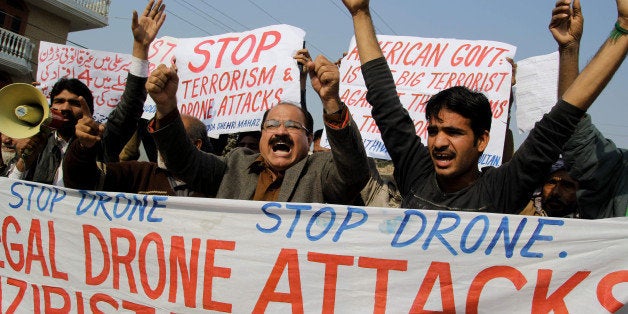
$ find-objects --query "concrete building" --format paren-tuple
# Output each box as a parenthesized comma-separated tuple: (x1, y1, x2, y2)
(0, 0, 110, 86)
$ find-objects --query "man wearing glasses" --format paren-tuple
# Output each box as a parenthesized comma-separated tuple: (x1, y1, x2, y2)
(146, 55, 369, 204)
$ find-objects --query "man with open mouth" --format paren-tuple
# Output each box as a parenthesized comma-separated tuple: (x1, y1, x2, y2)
(343, 0, 628, 213)
(147, 54, 369, 204)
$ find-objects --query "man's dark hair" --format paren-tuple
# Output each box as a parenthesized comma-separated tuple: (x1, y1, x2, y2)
(182, 114, 213, 153)
(50, 78, 94, 115)
(261, 102, 313, 135)
(425, 86, 492, 142)
(313, 129, 323, 141)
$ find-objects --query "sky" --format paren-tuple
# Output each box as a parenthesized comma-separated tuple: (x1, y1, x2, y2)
(68, 0, 628, 149)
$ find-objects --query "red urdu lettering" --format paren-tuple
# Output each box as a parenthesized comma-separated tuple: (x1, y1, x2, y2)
(254, 248, 304, 314)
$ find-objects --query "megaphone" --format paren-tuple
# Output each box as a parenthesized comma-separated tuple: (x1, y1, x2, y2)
(0, 83, 62, 139)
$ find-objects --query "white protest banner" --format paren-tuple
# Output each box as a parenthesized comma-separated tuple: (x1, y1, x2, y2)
(514, 51, 559, 133)
(36, 24, 304, 135)
(37, 42, 133, 122)
(335, 36, 516, 167)
(1, 177, 626, 313)
(173, 25, 305, 137)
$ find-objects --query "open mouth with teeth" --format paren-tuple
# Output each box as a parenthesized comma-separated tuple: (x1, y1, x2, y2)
(432, 152, 455, 168)
(272, 141, 292, 153)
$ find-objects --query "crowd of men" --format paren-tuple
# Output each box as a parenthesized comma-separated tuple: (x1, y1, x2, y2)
(0, 0, 626, 219)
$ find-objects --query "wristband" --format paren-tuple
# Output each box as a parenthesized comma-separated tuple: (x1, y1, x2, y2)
(610, 21, 628, 41)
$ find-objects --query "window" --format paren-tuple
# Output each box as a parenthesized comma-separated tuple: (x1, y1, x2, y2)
(0, 0, 28, 35)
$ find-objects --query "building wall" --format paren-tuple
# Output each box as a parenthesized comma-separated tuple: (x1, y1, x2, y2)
(23, 4, 69, 80)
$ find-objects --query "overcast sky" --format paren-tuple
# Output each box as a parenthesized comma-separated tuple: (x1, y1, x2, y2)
(68, 0, 628, 149)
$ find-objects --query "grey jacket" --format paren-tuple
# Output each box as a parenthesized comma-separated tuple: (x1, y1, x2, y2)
(152, 112, 369, 204)
(563, 114, 628, 218)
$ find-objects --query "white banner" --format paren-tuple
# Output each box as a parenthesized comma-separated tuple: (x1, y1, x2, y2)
(1, 177, 626, 313)
(37, 24, 305, 137)
(37, 42, 133, 122)
(173, 25, 305, 137)
(335, 35, 516, 167)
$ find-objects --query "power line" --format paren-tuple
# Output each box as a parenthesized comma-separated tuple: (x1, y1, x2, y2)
(198, 0, 251, 31)
(244, 0, 324, 55)
(165, 8, 212, 36)
(173, 0, 236, 33)
(326, 0, 351, 19)
(372, 8, 398, 35)
(246, 0, 282, 25)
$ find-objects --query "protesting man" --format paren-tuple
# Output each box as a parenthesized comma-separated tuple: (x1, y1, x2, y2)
(342, 0, 627, 212)
(550, 0, 628, 218)
(64, 95, 211, 196)
(146, 55, 369, 204)
(5, 0, 165, 185)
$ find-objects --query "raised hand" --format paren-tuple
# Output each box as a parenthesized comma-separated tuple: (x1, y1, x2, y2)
(146, 61, 179, 118)
(74, 96, 104, 149)
(132, 0, 166, 59)
(307, 55, 342, 113)
(549, 0, 583, 48)
(293, 48, 311, 73)
(342, 0, 370, 16)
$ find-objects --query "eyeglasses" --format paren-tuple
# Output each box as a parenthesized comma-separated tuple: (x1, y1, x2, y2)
(262, 119, 310, 134)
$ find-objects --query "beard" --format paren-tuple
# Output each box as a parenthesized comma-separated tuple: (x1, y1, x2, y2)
(2, 148, 15, 165)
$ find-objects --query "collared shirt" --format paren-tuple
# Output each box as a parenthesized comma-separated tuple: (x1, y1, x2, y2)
(51, 131, 70, 187)
(6, 131, 68, 184)
(251, 156, 284, 201)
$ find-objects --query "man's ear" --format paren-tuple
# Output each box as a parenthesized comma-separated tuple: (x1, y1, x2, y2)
(307, 133, 314, 147)
(476, 130, 490, 153)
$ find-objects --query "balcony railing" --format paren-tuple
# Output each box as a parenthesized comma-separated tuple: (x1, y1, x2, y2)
(0, 28, 33, 74)
(73, 0, 110, 18)
(25, 0, 110, 31)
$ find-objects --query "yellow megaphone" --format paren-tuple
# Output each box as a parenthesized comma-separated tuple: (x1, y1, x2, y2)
(0, 83, 53, 139)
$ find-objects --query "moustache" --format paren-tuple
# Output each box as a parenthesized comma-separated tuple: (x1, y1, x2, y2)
(268, 134, 293, 146)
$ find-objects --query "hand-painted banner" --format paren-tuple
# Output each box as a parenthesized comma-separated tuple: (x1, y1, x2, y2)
(334, 35, 516, 167)
(37, 42, 132, 122)
(36, 25, 305, 134)
(1, 177, 626, 313)
(172, 24, 304, 137)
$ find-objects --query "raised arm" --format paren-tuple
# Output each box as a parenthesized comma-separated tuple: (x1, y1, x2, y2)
(550, 0, 583, 97)
(305, 55, 369, 202)
(147, 63, 225, 196)
(102, 0, 166, 161)
(561, 0, 627, 110)
(343, 0, 382, 64)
